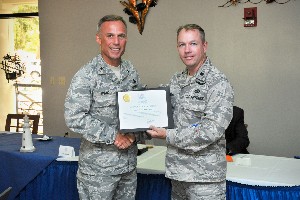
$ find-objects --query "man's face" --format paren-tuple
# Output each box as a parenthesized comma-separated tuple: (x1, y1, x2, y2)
(96, 21, 127, 66)
(177, 29, 207, 70)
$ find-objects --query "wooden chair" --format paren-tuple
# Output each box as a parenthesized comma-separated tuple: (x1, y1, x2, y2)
(0, 187, 12, 200)
(5, 114, 40, 134)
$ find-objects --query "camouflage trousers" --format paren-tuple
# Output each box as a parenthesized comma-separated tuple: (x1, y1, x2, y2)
(171, 180, 226, 200)
(77, 169, 137, 200)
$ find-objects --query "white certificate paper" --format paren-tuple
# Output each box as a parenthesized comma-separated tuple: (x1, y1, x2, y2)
(117, 88, 173, 133)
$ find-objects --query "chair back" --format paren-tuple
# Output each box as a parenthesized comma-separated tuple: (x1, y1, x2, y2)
(0, 187, 12, 200)
(5, 114, 40, 134)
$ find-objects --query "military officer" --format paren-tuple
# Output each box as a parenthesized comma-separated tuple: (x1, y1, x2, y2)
(147, 24, 234, 200)
(65, 15, 146, 200)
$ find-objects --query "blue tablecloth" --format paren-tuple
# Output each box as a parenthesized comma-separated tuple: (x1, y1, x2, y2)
(16, 163, 172, 200)
(16, 161, 79, 200)
(1, 133, 300, 200)
(226, 180, 300, 199)
(0, 133, 80, 200)
(16, 168, 300, 200)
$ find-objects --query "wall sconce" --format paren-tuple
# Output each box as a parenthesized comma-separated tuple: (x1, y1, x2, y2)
(120, 0, 158, 35)
(1, 53, 26, 83)
(243, 7, 257, 27)
(219, 0, 292, 7)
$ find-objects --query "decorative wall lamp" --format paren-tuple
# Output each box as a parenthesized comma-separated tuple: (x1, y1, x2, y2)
(120, 0, 158, 35)
(1, 53, 26, 83)
(219, 0, 293, 7)
(243, 7, 257, 27)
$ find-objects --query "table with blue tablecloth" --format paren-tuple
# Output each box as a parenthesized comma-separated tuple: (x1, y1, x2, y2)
(137, 144, 300, 199)
(0, 133, 80, 200)
(226, 154, 300, 199)
(0, 133, 170, 200)
(1, 133, 300, 200)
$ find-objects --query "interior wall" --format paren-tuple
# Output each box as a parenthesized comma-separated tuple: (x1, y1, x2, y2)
(38, 0, 300, 158)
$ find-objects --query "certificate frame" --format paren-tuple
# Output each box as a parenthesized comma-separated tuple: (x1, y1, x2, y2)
(117, 87, 174, 133)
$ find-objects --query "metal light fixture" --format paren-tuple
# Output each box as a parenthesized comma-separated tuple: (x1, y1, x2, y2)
(1, 53, 26, 83)
(120, 0, 158, 35)
(219, 0, 292, 7)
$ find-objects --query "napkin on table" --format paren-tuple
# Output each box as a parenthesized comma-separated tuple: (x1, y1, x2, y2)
(58, 145, 75, 158)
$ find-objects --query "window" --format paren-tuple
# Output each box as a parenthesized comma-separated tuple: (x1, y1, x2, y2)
(0, 1, 43, 133)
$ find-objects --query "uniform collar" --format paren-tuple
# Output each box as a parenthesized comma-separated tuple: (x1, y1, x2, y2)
(96, 54, 130, 81)
(177, 57, 211, 88)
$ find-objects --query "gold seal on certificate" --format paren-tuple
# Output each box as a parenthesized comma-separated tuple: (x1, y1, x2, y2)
(123, 94, 131, 102)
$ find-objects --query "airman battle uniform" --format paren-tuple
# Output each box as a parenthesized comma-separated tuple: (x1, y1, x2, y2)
(65, 54, 145, 200)
(166, 57, 234, 199)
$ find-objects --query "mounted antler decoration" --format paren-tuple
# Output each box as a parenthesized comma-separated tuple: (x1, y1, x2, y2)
(219, 0, 292, 7)
(1, 53, 25, 83)
(120, 0, 157, 35)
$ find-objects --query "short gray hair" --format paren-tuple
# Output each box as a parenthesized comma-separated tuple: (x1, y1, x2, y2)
(97, 15, 127, 34)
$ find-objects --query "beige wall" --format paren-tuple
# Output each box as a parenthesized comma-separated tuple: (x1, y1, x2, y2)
(38, 0, 300, 157)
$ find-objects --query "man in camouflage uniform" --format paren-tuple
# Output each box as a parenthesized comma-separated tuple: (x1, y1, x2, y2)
(147, 24, 234, 199)
(64, 15, 146, 200)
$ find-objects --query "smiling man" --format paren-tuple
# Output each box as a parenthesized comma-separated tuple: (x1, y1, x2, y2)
(147, 24, 234, 199)
(96, 18, 127, 66)
(65, 15, 146, 200)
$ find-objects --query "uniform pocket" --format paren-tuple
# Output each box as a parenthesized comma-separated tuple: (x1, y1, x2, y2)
(93, 91, 116, 108)
(180, 97, 206, 125)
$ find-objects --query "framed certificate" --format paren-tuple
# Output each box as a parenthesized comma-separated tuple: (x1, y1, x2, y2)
(117, 87, 174, 133)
